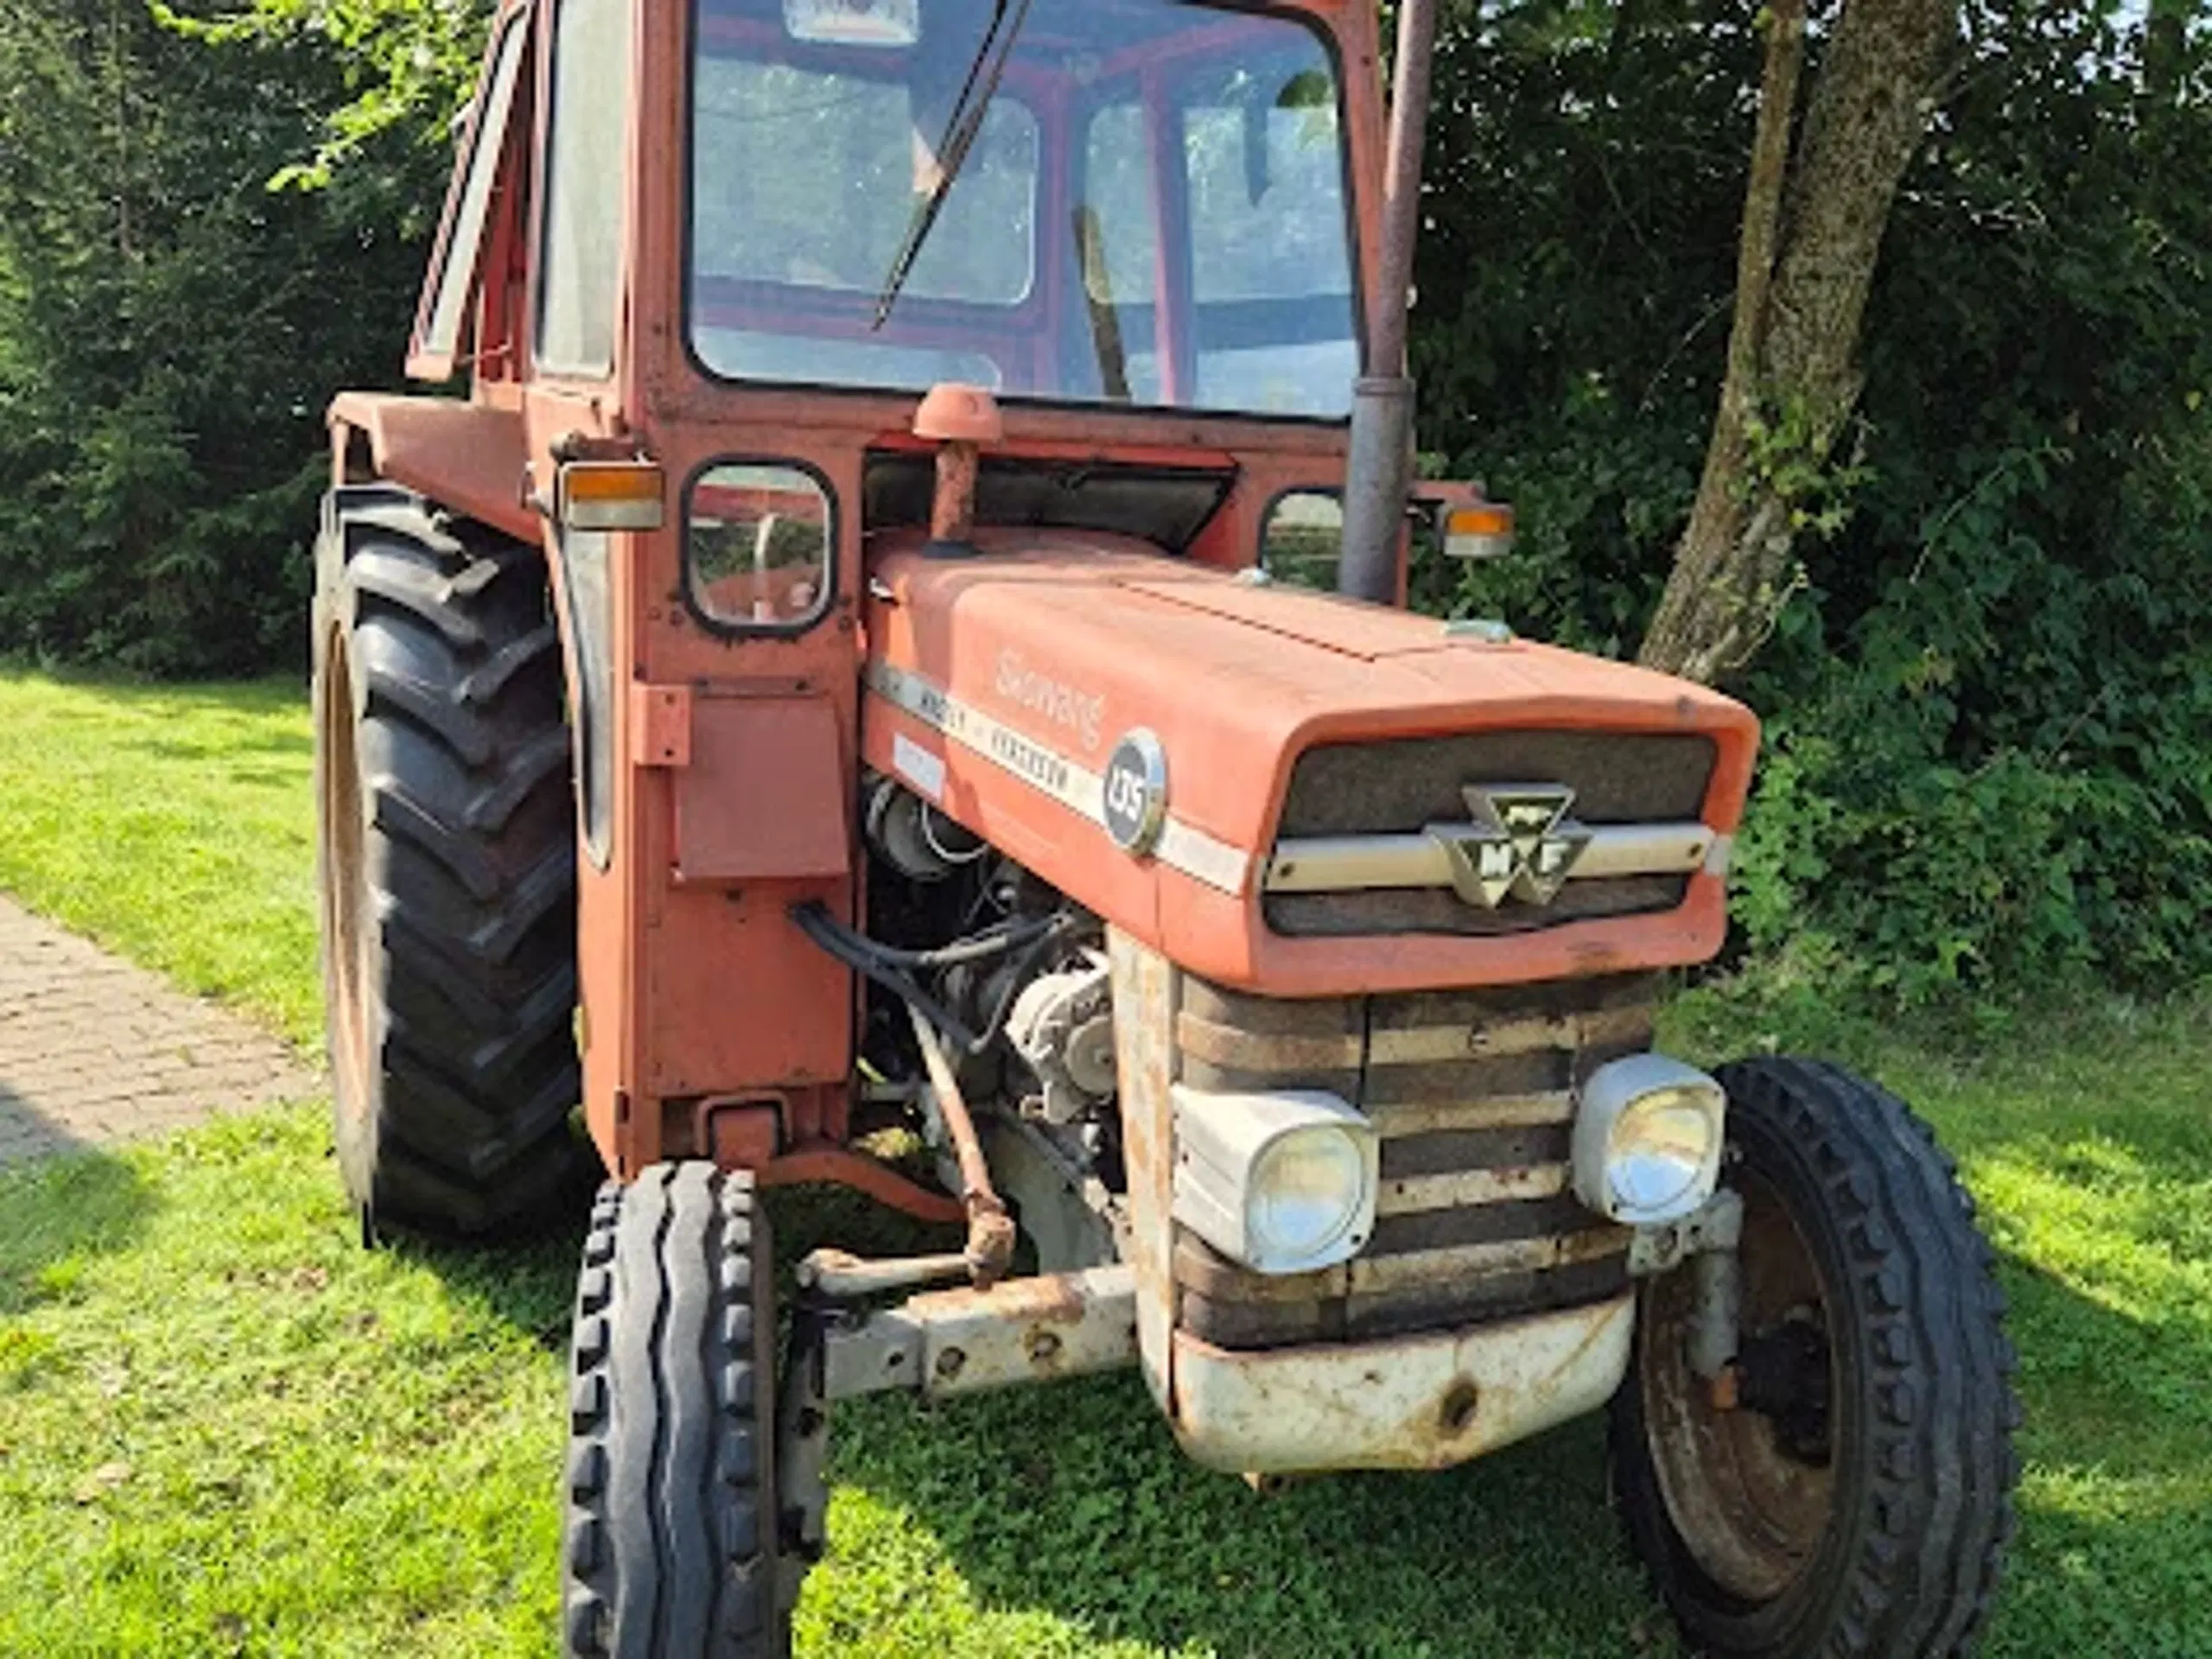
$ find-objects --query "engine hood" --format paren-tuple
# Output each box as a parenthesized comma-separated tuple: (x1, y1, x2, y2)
(860, 528, 1759, 995)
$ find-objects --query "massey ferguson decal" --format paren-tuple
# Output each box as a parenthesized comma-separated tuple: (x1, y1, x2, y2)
(1429, 784, 1593, 907)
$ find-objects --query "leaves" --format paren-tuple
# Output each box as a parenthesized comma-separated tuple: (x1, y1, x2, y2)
(0, 0, 450, 675)
(1413, 0, 2212, 1005)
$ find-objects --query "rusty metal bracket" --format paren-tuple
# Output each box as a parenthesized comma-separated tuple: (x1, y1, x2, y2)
(756, 1145, 966, 1226)
(629, 683, 692, 768)
(907, 1005, 1017, 1286)
(1627, 1188, 1746, 1393)
(822, 1265, 1138, 1402)
(1627, 1187, 1745, 1278)
(796, 1247, 970, 1299)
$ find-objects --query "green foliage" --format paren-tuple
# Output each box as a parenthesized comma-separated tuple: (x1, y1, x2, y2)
(155, 0, 493, 193)
(0, 0, 460, 675)
(1418, 0, 2212, 1005)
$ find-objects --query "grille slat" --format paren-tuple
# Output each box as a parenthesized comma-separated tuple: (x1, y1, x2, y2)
(1172, 973, 1658, 1350)
(1380, 1122, 1568, 1179)
(1377, 1162, 1569, 1215)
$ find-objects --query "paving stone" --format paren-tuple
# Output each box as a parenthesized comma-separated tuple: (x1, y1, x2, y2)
(0, 895, 321, 1168)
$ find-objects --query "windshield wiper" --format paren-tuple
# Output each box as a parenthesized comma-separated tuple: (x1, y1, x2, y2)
(872, 0, 1034, 330)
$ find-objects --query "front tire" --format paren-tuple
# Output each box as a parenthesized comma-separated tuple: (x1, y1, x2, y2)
(313, 486, 582, 1238)
(563, 1166, 786, 1659)
(1608, 1058, 2018, 1657)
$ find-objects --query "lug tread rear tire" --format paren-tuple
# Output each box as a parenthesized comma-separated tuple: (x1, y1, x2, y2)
(564, 1166, 782, 1659)
(315, 485, 581, 1238)
(1609, 1057, 2018, 1659)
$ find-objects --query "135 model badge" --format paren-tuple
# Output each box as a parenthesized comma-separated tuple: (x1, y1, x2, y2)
(1427, 783, 1592, 907)
(1102, 729, 1168, 855)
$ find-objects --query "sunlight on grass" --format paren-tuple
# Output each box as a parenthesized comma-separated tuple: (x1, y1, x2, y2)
(0, 669, 318, 1046)
(0, 1110, 569, 1657)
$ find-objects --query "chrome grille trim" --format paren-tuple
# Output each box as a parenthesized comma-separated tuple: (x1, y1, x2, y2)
(1263, 820, 1719, 895)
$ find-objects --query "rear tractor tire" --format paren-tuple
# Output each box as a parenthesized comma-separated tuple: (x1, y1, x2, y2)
(1608, 1058, 2019, 1658)
(313, 486, 582, 1239)
(563, 1166, 788, 1659)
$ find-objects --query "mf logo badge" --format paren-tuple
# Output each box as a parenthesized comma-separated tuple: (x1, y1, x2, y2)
(1428, 784, 1592, 907)
(1102, 729, 1169, 855)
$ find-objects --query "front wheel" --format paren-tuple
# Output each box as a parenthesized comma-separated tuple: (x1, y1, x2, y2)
(563, 1165, 787, 1658)
(1608, 1058, 2018, 1658)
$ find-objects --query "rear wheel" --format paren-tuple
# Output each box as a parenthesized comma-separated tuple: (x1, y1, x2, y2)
(1609, 1058, 2018, 1657)
(563, 1165, 786, 1658)
(313, 486, 582, 1238)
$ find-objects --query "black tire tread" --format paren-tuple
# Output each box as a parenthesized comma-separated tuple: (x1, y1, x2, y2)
(315, 484, 581, 1236)
(1608, 1056, 2018, 1659)
(564, 1166, 781, 1659)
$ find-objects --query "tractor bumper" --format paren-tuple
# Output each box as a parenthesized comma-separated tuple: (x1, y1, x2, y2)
(1167, 1293, 1634, 1475)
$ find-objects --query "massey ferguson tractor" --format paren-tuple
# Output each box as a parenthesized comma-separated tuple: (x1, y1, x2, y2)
(312, 0, 2018, 1652)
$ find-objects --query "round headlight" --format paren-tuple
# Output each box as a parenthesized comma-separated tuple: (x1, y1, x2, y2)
(1249, 1125, 1370, 1263)
(1607, 1090, 1719, 1220)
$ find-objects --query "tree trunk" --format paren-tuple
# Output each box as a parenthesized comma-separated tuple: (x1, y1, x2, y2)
(1638, 0, 1957, 684)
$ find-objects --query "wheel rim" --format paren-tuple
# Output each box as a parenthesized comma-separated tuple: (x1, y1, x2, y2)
(319, 632, 376, 1135)
(1637, 1164, 1840, 1604)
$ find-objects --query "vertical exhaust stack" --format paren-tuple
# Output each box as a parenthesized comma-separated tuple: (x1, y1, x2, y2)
(1338, 0, 1439, 605)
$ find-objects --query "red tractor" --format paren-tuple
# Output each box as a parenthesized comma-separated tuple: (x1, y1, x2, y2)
(314, 1, 2017, 1654)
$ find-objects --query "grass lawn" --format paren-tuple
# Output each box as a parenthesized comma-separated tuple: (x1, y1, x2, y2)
(1, 668, 2208, 1656)
(0, 669, 321, 1046)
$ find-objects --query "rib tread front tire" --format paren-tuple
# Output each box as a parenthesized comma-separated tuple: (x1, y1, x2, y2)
(313, 485, 581, 1238)
(1609, 1057, 2019, 1658)
(564, 1166, 784, 1659)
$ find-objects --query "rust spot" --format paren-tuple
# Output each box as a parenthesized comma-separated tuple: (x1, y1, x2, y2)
(1440, 1380, 1482, 1434)
(1709, 1364, 1741, 1412)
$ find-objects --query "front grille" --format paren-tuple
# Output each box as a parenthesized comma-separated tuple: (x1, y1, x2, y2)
(1173, 972, 1656, 1350)
(1266, 730, 1715, 938)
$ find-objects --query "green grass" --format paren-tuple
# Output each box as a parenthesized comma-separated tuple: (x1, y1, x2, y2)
(0, 667, 320, 1046)
(1, 669, 2208, 1656)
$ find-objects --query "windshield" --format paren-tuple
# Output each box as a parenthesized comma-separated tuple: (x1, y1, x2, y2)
(689, 0, 1360, 418)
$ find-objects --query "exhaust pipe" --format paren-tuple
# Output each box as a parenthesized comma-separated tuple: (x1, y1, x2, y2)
(1338, 0, 1440, 605)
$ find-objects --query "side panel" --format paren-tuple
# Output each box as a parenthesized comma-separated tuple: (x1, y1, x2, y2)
(1110, 929, 1180, 1415)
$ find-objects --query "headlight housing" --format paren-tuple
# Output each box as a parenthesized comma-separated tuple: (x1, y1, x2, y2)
(1572, 1054, 1726, 1225)
(1172, 1085, 1377, 1275)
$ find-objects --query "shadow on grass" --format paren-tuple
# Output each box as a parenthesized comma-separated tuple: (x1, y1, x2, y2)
(393, 1178, 964, 1357)
(354, 1118, 2209, 1656)
(818, 1266, 2206, 1658)
(0, 1148, 157, 1319)
(823, 1375, 1668, 1657)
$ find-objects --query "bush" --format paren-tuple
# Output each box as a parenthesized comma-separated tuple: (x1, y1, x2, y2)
(1419, 0, 2212, 1005)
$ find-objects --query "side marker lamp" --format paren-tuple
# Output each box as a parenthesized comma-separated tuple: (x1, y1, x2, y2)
(1441, 502, 1516, 562)
(557, 461, 665, 532)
